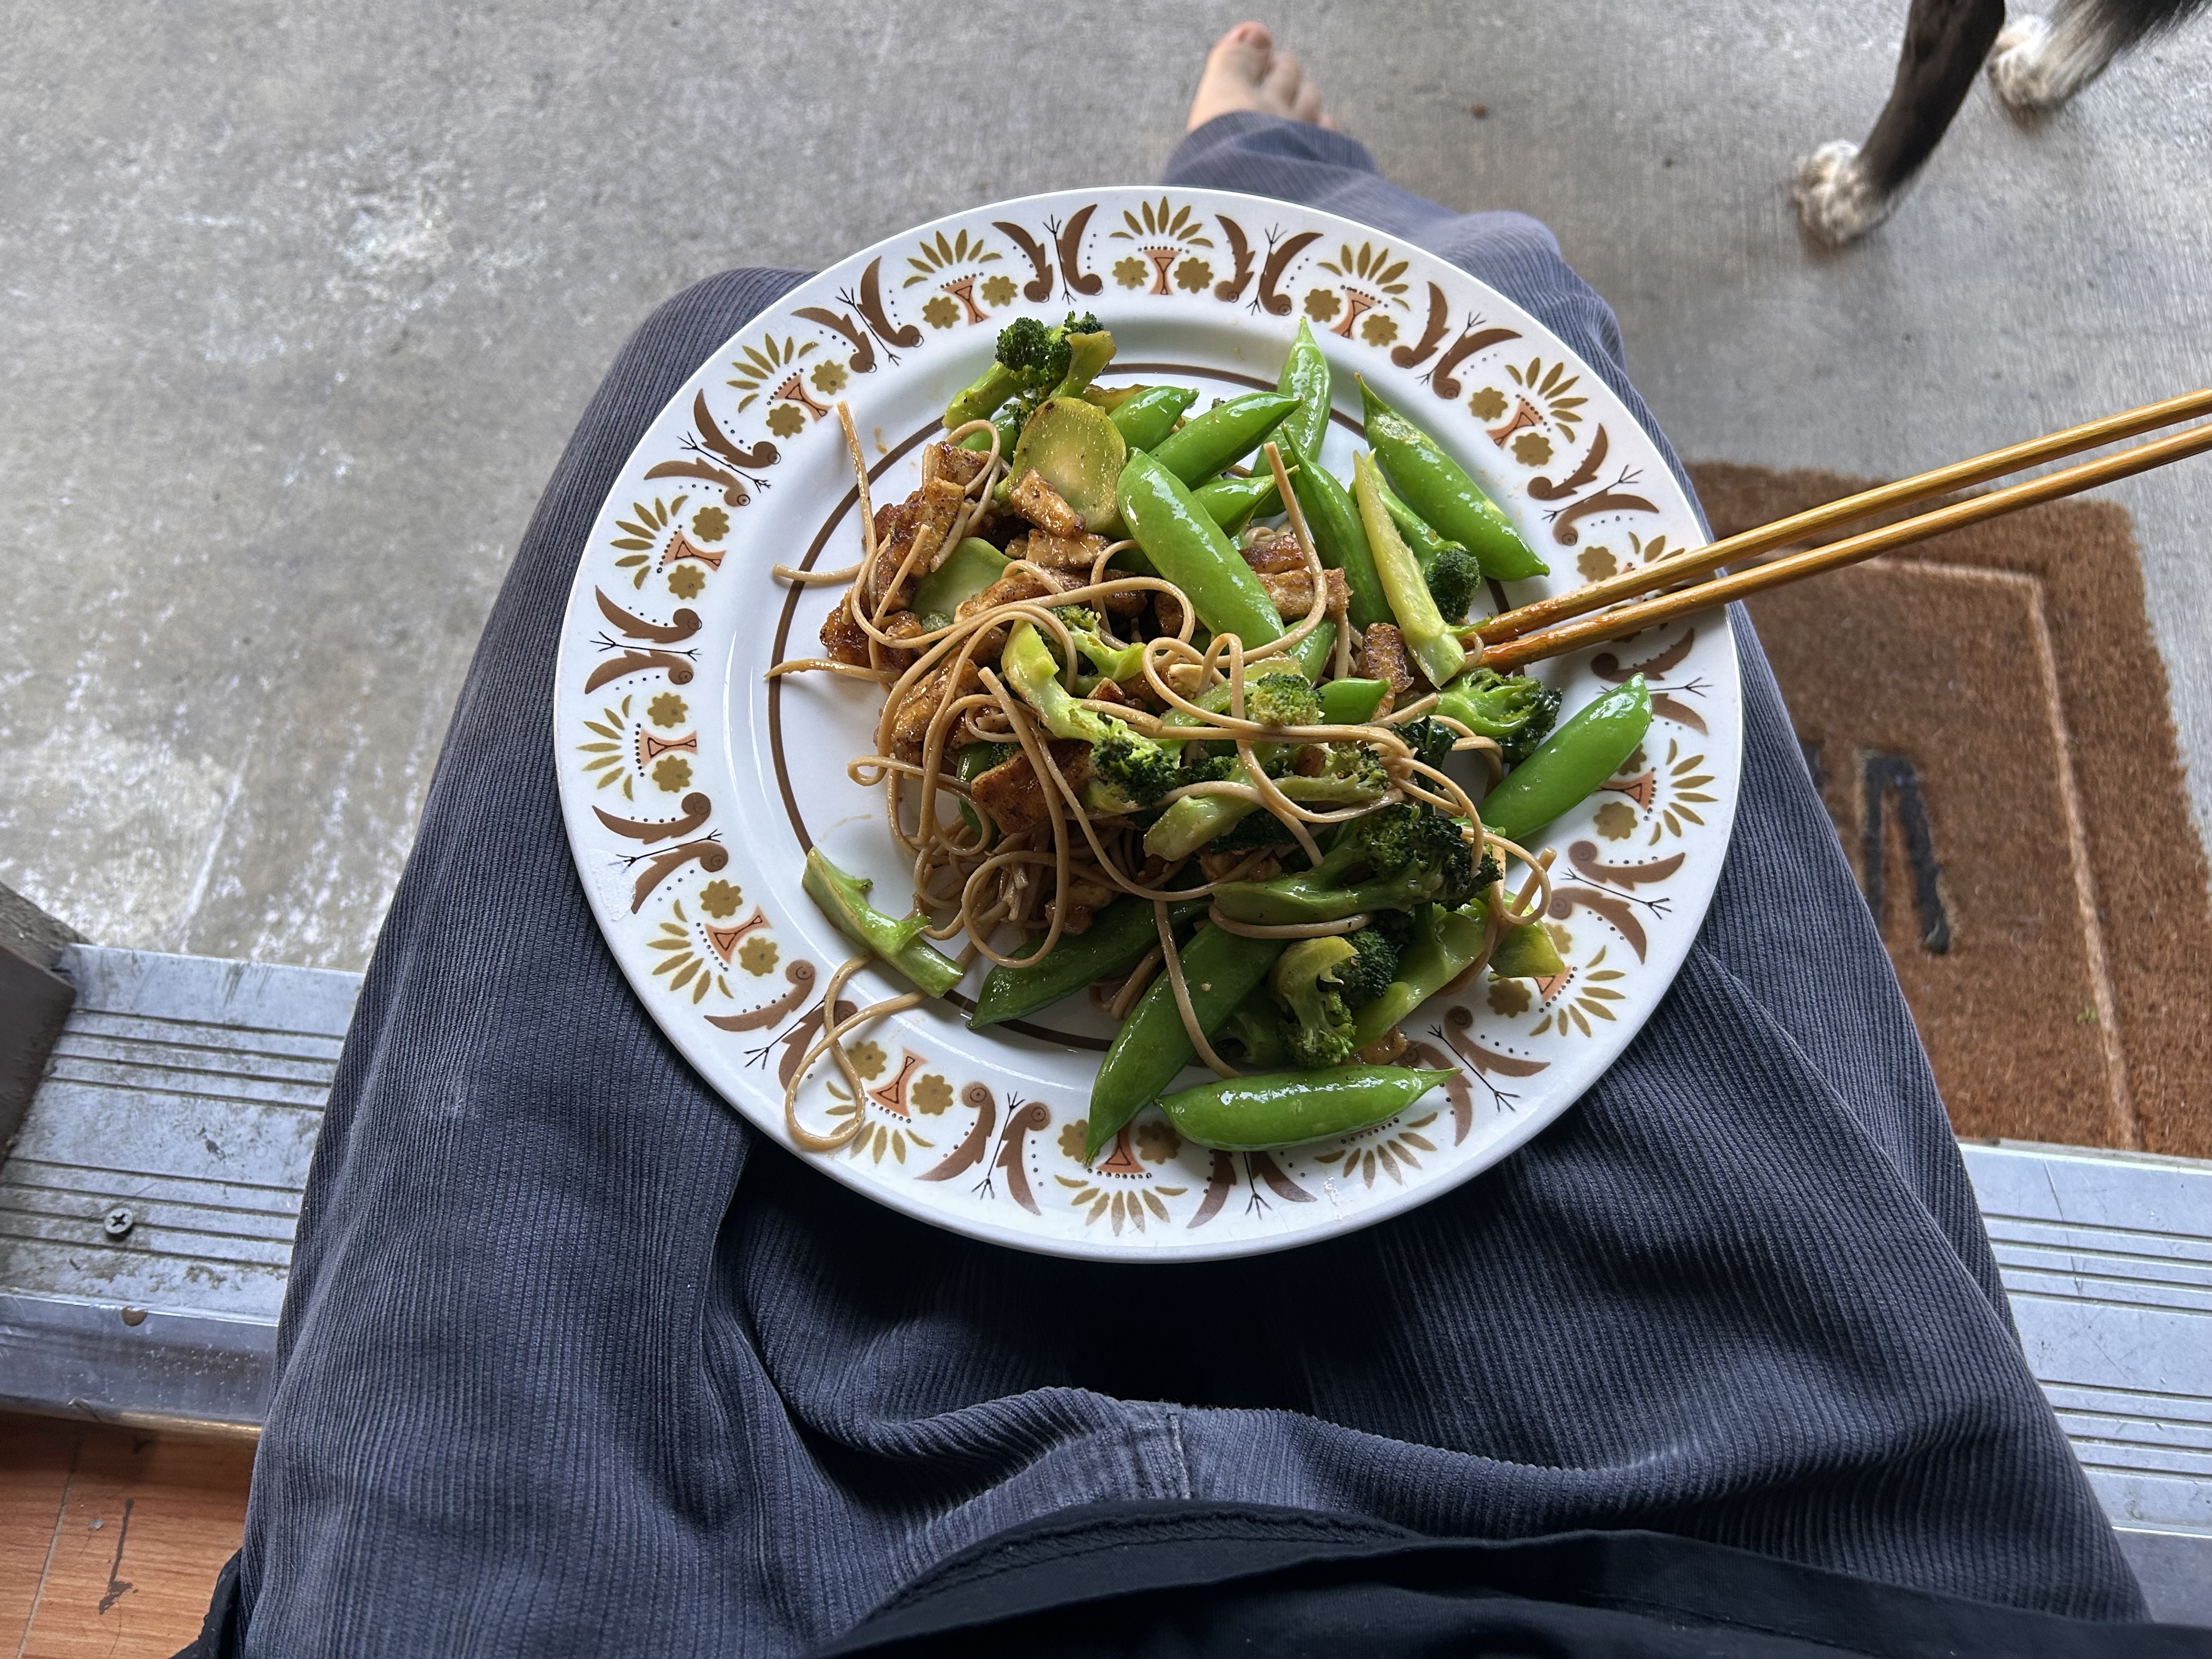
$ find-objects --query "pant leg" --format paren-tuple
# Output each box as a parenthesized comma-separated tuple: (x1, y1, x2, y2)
(1158, 114, 2142, 1616)
(237, 146, 2144, 1657)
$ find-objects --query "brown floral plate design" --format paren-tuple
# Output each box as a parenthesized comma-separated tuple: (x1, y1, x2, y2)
(553, 188, 1740, 1261)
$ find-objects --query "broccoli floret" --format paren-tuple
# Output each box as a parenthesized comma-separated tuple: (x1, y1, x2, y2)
(1278, 743, 1390, 805)
(1369, 906, 1421, 959)
(1270, 936, 1360, 1070)
(945, 313, 1117, 431)
(1423, 544, 1483, 623)
(1002, 621, 1178, 812)
(1243, 672, 1321, 731)
(997, 315, 1068, 386)
(1053, 606, 1147, 686)
(1397, 718, 1455, 774)
(1435, 668, 1563, 766)
(1088, 727, 1182, 812)
(1335, 928, 1400, 1008)
(1145, 739, 1386, 864)
(1221, 987, 1291, 1068)
(1211, 810, 1298, 852)
(1177, 744, 1241, 787)
(1210, 803, 1479, 926)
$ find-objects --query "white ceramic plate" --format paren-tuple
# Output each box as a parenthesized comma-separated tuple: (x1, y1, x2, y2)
(554, 188, 1739, 1261)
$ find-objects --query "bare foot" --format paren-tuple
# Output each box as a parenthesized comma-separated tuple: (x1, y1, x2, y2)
(1187, 21, 1340, 133)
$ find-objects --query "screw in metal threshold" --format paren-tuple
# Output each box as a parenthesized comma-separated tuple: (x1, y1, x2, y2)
(102, 1206, 135, 1238)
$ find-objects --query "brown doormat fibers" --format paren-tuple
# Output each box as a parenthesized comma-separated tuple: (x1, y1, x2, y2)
(1689, 462, 2212, 1160)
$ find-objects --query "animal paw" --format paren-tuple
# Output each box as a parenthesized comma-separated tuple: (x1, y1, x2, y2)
(1791, 142, 1894, 246)
(1988, 15, 2068, 111)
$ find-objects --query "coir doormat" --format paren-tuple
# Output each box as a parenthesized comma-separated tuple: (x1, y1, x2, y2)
(1689, 462, 2211, 1160)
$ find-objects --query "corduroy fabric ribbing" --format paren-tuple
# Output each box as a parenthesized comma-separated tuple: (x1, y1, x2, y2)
(229, 119, 2144, 1657)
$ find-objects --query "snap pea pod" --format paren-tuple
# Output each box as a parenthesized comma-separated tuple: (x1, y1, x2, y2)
(1318, 677, 1389, 725)
(1478, 675, 1651, 848)
(1148, 392, 1300, 486)
(1087, 925, 1287, 1159)
(1190, 470, 1283, 537)
(1160, 1066, 1453, 1150)
(1116, 450, 1283, 649)
(1108, 383, 1198, 453)
(802, 849, 964, 998)
(968, 896, 1209, 1029)
(1276, 318, 1332, 463)
(1351, 902, 1490, 1048)
(1372, 470, 1463, 575)
(911, 537, 1008, 624)
(1285, 438, 1391, 631)
(1360, 379, 1547, 581)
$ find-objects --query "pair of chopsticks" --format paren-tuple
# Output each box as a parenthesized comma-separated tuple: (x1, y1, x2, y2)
(1469, 389, 2212, 671)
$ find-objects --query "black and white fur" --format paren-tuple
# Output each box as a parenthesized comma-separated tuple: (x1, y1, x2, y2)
(1794, 0, 2207, 245)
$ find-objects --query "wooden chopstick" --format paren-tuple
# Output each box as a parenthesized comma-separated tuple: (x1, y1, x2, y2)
(1474, 416, 2212, 673)
(1476, 388, 2212, 647)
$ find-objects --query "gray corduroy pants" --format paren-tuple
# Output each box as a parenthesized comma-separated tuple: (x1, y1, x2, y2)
(234, 114, 2146, 1655)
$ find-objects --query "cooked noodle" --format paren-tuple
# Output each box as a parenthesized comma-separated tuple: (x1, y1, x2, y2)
(771, 405, 1531, 1085)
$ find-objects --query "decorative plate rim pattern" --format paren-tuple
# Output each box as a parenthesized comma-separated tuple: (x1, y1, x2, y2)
(553, 187, 1741, 1262)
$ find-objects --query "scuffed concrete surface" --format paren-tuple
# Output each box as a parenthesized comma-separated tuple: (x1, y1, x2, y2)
(2, 1, 2207, 969)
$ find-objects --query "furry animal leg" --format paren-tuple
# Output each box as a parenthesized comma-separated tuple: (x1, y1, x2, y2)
(1989, 14, 2087, 108)
(1989, 0, 2207, 111)
(1793, 141, 1899, 245)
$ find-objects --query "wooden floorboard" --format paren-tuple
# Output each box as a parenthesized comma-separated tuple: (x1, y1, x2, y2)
(0, 1415, 250, 1659)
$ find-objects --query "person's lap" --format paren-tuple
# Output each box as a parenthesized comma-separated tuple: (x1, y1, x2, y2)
(223, 116, 2143, 1657)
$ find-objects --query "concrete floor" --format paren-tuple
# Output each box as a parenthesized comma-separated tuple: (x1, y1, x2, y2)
(3, 1, 2207, 970)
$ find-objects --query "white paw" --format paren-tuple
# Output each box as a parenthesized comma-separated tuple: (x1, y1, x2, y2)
(1989, 15, 2066, 111)
(1791, 141, 1894, 246)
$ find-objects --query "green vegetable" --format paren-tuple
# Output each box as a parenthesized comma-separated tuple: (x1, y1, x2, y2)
(1361, 378, 1547, 581)
(1479, 675, 1652, 848)
(1353, 451, 1466, 689)
(1159, 623, 1336, 741)
(1335, 928, 1401, 1008)
(1220, 988, 1293, 1069)
(911, 537, 1008, 626)
(1116, 450, 1284, 649)
(1087, 925, 1288, 1159)
(1351, 901, 1492, 1048)
(1434, 668, 1562, 766)
(1107, 383, 1198, 452)
(945, 312, 1110, 431)
(1421, 546, 1483, 624)
(1318, 677, 1388, 726)
(1270, 936, 1359, 1070)
(1371, 467, 1487, 618)
(1148, 392, 1301, 486)
(1002, 622, 1180, 812)
(801, 848, 964, 998)
(1159, 1066, 1453, 1150)
(1276, 318, 1333, 464)
(1150, 742, 1391, 861)
(1052, 606, 1146, 687)
(1398, 716, 1456, 775)
(967, 895, 1209, 1028)
(1489, 917, 1566, 979)
(1007, 397, 1126, 533)
(1190, 470, 1284, 537)
(1285, 438, 1391, 631)
(1212, 803, 1480, 927)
